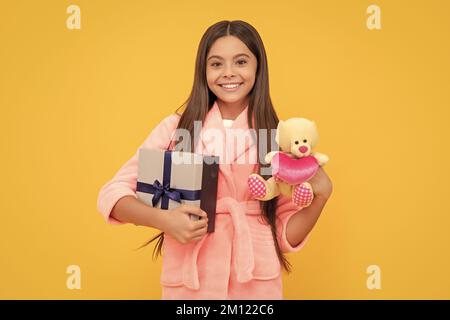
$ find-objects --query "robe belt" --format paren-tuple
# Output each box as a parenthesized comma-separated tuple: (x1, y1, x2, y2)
(181, 197, 261, 290)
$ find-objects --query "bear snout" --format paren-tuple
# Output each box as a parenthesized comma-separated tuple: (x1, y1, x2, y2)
(299, 145, 309, 154)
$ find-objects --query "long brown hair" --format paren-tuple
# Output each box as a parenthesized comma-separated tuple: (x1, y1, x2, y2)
(143, 20, 292, 272)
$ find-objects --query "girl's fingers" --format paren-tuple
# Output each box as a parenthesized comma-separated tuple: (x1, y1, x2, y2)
(191, 234, 206, 242)
(191, 226, 207, 238)
(192, 218, 208, 230)
(182, 205, 207, 218)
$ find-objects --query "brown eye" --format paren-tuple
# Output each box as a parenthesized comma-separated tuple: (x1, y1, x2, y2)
(303, 139, 307, 143)
(295, 141, 299, 144)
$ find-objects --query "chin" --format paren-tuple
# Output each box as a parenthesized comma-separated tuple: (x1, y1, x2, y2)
(218, 97, 244, 104)
(216, 92, 248, 103)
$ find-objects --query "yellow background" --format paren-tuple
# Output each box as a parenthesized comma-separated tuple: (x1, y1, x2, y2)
(1, 0, 449, 299)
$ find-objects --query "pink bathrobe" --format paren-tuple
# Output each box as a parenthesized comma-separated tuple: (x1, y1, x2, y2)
(97, 101, 310, 299)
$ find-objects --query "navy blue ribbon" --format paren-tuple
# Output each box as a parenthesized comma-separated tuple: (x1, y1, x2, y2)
(136, 151, 201, 209)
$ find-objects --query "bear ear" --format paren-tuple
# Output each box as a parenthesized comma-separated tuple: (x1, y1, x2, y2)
(310, 121, 319, 146)
(275, 120, 284, 144)
(310, 120, 318, 132)
(274, 121, 283, 147)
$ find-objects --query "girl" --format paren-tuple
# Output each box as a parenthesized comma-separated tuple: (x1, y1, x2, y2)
(97, 20, 332, 300)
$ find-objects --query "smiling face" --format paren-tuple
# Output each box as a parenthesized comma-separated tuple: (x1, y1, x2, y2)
(206, 36, 257, 109)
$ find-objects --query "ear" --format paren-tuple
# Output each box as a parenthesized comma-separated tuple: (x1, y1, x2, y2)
(275, 120, 284, 145)
(277, 120, 284, 131)
(310, 121, 319, 146)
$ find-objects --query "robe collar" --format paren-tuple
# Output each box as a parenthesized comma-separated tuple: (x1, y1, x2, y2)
(197, 100, 257, 164)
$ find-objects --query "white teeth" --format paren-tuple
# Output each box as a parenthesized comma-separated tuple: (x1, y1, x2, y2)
(220, 83, 241, 89)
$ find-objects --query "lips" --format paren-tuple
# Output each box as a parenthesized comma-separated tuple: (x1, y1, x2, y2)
(218, 82, 243, 91)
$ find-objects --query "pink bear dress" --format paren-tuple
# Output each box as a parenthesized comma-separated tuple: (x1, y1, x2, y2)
(97, 101, 310, 299)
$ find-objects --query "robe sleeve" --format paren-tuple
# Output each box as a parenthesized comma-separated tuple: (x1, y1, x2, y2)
(276, 195, 311, 253)
(96, 114, 180, 224)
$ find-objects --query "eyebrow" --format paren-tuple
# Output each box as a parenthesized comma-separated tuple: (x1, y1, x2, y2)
(207, 53, 250, 61)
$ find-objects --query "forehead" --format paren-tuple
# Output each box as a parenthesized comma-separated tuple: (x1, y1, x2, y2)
(207, 36, 254, 59)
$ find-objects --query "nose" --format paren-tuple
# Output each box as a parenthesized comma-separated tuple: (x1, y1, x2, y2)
(223, 63, 235, 78)
(299, 146, 308, 153)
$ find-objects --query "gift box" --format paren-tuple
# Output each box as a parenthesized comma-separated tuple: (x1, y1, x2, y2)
(136, 148, 219, 233)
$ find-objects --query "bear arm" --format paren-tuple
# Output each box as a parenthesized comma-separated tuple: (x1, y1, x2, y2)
(313, 152, 329, 166)
(264, 151, 279, 164)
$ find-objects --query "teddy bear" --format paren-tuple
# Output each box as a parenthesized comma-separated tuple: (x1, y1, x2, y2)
(248, 118, 329, 207)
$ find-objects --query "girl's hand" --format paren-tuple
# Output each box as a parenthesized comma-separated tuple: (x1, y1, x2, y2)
(308, 167, 333, 200)
(161, 205, 208, 244)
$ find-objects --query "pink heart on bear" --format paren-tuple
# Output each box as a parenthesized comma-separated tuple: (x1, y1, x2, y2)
(271, 152, 319, 185)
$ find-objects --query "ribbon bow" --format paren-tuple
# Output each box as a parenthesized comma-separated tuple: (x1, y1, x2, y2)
(151, 179, 181, 207)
